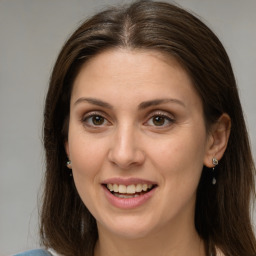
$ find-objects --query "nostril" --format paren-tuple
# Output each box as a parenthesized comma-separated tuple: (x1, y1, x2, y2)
(108, 148, 146, 169)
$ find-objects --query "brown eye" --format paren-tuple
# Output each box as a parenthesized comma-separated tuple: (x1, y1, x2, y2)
(145, 113, 174, 128)
(152, 116, 165, 126)
(92, 116, 105, 125)
(82, 114, 109, 127)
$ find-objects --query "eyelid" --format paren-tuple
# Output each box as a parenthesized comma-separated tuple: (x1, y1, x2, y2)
(144, 110, 175, 127)
(81, 109, 111, 120)
(81, 111, 111, 127)
(146, 110, 174, 120)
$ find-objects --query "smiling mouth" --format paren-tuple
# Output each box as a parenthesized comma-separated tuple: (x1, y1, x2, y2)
(104, 183, 157, 198)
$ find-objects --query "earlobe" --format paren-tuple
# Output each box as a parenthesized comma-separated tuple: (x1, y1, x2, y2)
(204, 113, 231, 167)
(64, 141, 72, 169)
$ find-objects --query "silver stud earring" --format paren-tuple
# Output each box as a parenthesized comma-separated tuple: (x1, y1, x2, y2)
(67, 160, 72, 168)
(212, 158, 218, 185)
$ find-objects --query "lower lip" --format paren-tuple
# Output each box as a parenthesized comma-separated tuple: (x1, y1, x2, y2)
(102, 185, 156, 209)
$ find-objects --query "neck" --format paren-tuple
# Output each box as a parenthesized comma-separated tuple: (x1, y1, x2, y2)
(94, 220, 206, 256)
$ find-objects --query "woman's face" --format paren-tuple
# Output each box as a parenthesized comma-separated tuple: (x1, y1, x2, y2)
(66, 49, 212, 239)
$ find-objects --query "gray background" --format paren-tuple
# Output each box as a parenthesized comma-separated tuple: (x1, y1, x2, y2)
(0, 0, 255, 255)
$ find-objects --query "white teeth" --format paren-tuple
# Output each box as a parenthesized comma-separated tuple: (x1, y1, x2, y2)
(136, 184, 142, 192)
(142, 184, 148, 191)
(107, 184, 113, 192)
(114, 193, 139, 198)
(113, 184, 119, 192)
(106, 183, 154, 194)
(119, 184, 127, 193)
(127, 184, 136, 194)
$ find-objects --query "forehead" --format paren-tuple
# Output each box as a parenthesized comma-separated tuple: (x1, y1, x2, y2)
(71, 48, 201, 110)
(75, 48, 185, 81)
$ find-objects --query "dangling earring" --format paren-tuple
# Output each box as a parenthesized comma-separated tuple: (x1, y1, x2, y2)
(66, 160, 72, 176)
(212, 157, 218, 185)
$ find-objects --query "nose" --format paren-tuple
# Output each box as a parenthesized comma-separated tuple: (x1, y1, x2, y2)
(108, 124, 145, 169)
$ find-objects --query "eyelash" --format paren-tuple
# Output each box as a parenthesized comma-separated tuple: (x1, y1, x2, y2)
(81, 111, 175, 128)
(81, 111, 110, 128)
(145, 111, 175, 128)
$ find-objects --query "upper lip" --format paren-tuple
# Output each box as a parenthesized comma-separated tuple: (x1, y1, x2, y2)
(101, 177, 157, 186)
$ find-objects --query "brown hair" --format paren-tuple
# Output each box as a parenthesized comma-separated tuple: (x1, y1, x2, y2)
(41, 1, 256, 255)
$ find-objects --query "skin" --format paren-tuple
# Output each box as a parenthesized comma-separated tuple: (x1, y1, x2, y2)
(65, 49, 230, 256)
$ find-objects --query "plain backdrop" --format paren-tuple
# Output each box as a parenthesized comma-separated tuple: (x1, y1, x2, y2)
(0, 0, 255, 255)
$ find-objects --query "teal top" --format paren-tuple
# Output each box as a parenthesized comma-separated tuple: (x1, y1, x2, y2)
(13, 249, 52, 256)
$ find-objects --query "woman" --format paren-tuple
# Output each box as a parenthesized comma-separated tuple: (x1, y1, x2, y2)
(15, 1, 256, 255)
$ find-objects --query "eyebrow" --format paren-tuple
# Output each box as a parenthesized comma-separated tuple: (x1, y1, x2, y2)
(74, 97, 185, 109)
(138, 98, 186, 109)
(74, 97, 113, 109)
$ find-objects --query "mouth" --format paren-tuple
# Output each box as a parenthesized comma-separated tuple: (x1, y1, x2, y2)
(103, 183, 157, 198)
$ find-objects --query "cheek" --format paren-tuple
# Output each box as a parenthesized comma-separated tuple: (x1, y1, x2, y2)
(69, 128, 105, 171)
(150, 131, 207, 217)
(67, 131, 108, 198)
(150, 128, 207, 185)
(68, 136, 107, 212)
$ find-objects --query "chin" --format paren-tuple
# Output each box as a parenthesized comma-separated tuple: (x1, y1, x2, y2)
(111, 226, 154, 240)
(97, 215, 159, 240)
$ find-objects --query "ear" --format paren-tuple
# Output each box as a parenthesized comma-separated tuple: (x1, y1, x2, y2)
(64, 140, 72, 169)
(204, 113, 231, 167)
